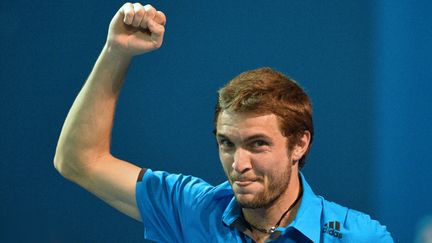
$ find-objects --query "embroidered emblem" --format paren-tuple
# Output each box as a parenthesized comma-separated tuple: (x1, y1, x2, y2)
(322, 221, 343, 239)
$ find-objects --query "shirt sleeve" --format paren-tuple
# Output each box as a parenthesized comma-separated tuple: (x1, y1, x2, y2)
(344, 209, 395, 243)
(135, 169, 214, 242)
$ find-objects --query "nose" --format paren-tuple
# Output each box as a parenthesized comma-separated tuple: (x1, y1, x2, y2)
(232, 148, 252, 173)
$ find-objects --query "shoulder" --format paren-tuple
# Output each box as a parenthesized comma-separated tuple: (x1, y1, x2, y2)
(139, 169, 233, 204)
(139, 169, 213, 199)
(320, 198, 394, 242)
(343, 208, 393, 242)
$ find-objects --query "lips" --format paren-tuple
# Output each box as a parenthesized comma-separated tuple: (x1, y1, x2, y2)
(231, 173, 260, 187)
(233, 178, 258, 187)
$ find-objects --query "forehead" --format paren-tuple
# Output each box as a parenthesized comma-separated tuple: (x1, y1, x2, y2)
(216, 111, 283, 139)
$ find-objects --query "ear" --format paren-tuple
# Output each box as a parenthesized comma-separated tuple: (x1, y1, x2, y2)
(291, 131, 311, 161)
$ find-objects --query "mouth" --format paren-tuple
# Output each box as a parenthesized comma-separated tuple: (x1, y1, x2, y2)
(234, 179, 257, 187)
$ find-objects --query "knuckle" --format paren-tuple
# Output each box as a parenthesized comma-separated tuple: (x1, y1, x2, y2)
(145, 5, 156, 16)
(156, 11, 166, 24)
(144, 4, 155, 11)
(135, 9, 145, 17)
(133, 2, 143, 7)
(132, 3, 143, 13)
(157, 11, 165, 18)
(125, 11, 134, 18)
(123, 2, 133, 7)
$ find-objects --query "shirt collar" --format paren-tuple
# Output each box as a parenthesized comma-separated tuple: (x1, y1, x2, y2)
(288, 172, 322, 242)
(221, 172, 322, 242)
(222, 192, 241, 227)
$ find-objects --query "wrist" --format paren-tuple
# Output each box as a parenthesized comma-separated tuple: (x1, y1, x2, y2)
(103, 42, 134, 61)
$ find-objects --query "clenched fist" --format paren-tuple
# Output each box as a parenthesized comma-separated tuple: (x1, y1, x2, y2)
(106, 2, 166, 56)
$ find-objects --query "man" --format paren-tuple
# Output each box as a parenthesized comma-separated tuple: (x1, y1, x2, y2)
(54, 3, 393, 242)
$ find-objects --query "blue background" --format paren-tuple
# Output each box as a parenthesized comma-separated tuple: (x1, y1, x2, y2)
(1, 0, 431, 242)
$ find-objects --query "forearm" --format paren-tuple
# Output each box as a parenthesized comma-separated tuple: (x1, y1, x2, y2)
(53, 3, 166, 220)
(54, 44, 132, 178)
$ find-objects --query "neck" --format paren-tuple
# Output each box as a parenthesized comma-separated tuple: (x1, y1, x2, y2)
(242, 170, 302, 233)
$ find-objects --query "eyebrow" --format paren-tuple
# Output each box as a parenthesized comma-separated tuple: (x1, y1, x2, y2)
(216, 133, 272, 142)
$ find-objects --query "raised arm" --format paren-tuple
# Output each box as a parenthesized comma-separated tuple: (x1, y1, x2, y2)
(54, 2, 166, 221)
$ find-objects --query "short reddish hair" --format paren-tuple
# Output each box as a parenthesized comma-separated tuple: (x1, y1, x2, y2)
(214, 67, 314, 168)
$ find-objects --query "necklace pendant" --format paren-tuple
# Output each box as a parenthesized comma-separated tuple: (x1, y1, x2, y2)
(269, 226, 276, 234)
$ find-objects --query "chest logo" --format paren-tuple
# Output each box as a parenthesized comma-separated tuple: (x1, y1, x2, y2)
(322, 221, 343, 239)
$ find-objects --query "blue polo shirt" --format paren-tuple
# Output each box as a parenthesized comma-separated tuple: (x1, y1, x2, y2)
(136, 169, 393, 242)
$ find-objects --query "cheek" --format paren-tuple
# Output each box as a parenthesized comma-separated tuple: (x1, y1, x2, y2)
(251, 152, 289, 174)
(219, 152, 233, 172)
(250, 153, 274, 170)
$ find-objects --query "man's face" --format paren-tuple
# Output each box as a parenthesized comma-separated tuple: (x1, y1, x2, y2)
(216, 111, 296, 209)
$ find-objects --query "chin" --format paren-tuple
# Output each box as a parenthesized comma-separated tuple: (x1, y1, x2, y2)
(235, 193, 266, 209)
(235, 188, 283, 209)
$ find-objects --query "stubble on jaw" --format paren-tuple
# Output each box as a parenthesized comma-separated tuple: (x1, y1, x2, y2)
(229, 165, 292, 209)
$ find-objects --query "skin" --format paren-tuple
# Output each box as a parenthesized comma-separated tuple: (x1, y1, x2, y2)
(216, 111, 311, 242)
(54, 3, 166, 221)
(54, 2, 311, 242)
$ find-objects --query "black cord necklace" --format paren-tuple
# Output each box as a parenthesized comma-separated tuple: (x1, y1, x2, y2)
(245, 185, 303, 234)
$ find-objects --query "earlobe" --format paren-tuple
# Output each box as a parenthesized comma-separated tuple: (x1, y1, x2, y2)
(292, 131, 311, 161)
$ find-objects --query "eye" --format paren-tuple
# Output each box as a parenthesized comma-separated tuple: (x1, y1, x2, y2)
(252, 140, 268, 147)
(218, 139, 235, 149)
(248, 140, 270, 152)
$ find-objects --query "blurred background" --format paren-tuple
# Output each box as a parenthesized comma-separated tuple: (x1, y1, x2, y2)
(1, 0, 431, 242)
